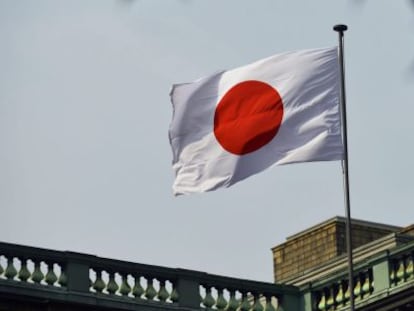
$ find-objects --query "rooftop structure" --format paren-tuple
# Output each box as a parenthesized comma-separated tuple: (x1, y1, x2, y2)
(271, 216, 403, 284)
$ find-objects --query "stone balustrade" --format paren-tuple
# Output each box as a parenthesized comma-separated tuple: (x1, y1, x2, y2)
(310, 242, 414, 311)
(0, 241, 299, 311)
(2, 240, 414, 311)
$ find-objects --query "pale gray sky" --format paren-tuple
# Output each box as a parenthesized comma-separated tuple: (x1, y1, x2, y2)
(1, 0, 414, 282)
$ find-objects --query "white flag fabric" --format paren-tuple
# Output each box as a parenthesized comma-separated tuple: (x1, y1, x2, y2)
(169, 47, 343, 196)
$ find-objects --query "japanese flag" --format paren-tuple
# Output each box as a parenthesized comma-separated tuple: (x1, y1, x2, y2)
(169, 47, 343, 196)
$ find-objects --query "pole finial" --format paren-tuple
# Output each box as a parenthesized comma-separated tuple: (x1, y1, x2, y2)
(333, 24, 348, 33)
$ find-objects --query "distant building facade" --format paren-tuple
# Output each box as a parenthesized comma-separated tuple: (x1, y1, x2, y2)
(272, 216, 414, 310)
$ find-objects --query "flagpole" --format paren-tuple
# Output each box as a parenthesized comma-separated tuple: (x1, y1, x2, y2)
(333, 24, 355, 311)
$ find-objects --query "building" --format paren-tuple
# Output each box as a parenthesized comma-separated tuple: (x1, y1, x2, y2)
(271, 217, 414, 310)
(1, 217, 414, 310)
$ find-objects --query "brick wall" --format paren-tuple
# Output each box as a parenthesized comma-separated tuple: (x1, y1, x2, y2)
(272, 217, 401, 283)
(273, 222, 338, 282)
(336, 222, 402, 256)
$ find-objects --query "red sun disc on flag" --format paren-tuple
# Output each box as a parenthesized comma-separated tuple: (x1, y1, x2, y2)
(214, 80, 284, 155)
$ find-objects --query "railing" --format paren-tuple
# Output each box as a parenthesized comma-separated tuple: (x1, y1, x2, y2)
(310, 241, 414, 311)
(2, 240, 414, 311)
(0, 241, 300, 311)
(312, 268, 373, 310)
(389, 246, 414, 286)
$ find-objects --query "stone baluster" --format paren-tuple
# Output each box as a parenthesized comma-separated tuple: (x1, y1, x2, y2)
(119, 273, 131, 297)
(344, 280, 350, 303)
(361, 270, 372, 297)
(389, 259, 397, 286)
(145, 277, 157, 300)
(0, 256, 3, 277)
(45, 262, 58, 286)
(31, 260, 44, 284)
(170, 281, 179, 303)
(240, 292, 251, 311)
(132, 274, 144, 299)
(5, 257, 17, 280)
(405, 254, 413, 279)
(58, 263, 67, 287)
(92, 269, 105, 293)
(335, 281, 345, 306)
(215, 287, 228, 310)
(17, 258, 31, 282)
(202, 285, 215, 308)
(395, 257, 405, 283)
(264, 295, 276, 311)
(317, 289, 327, 311)
(353, 275, 361, 300)
(227, 289, 240, 311)
(106, 271, 119, 295)
(325, 286, 335, 309)
(252, 293, 264, 311)
(157, 279, 170, 302)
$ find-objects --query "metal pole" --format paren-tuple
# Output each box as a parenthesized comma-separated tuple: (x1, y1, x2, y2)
(333, 24, 355, 311)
